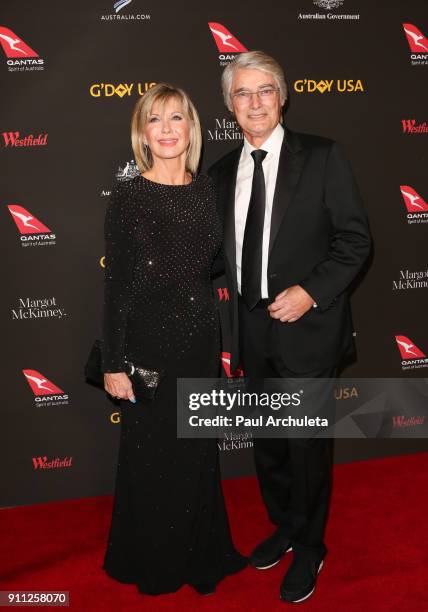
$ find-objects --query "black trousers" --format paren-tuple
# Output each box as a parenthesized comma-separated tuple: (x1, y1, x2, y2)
(238, 296, 335, 559)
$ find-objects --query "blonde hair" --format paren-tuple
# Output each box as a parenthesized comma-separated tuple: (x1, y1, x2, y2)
(131, 83, 202, 174)
(221, 50, 288, 112)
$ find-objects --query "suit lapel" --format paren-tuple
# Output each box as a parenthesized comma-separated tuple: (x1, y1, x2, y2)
(268, 128, 308, 257)
(219, 147, 242, 285)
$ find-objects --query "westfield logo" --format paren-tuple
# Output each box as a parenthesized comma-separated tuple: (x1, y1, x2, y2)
(2, 131, 48, 147)
(32, 456, 73, 470)
(401, 119, 428, 133)
(217, 287, 230, 301)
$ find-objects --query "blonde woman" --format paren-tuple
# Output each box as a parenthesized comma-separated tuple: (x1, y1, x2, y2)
(101, 83, 246, 596)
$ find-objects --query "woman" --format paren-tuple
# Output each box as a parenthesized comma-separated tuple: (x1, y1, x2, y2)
(101, 83, 246, 595)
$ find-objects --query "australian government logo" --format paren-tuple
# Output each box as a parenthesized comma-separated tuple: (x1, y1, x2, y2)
(207, 118, 243, 142)
(100, 1, 150, 21)
(11, 297, 67, 321)
(100, 160, 139, 197)
(298, 0, 360, 21)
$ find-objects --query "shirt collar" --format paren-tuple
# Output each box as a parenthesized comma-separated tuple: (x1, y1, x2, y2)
(242, 122, 284, 160)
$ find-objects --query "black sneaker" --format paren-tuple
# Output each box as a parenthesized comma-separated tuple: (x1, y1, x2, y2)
(249, 530, 293, 570)
(280, 554, 324, 603)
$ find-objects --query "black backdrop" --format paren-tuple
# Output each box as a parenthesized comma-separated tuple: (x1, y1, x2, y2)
(1, 0, 427, 507)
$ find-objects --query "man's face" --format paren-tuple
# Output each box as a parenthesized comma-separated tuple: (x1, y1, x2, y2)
(230, 68, 283, 142)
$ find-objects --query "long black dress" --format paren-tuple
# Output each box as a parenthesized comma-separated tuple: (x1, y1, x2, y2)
(101, 172, 246, 595)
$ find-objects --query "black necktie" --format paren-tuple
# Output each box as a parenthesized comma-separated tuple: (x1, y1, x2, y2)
(241, 149, 268, 310)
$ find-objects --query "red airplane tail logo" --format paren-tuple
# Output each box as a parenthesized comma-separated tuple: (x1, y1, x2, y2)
(395, 336, 426, 360)
(400, 186, 428, 212)
(221, 352, 244, 378)
(208, 22, 247, 53)
(0, 26, 39, 58)
(7, 205, 51, 234)
(403, 23, 428, 53)
(23, 369, 65, 395)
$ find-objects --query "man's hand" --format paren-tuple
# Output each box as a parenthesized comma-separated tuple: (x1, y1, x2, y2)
(104, 372, 136, 402)
(268, 285, 315, 323)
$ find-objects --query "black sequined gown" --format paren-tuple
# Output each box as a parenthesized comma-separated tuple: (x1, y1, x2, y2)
(100, 173, 246, 595)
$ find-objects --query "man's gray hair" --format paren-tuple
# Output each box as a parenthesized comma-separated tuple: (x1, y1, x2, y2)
(221, 50, 288, 111)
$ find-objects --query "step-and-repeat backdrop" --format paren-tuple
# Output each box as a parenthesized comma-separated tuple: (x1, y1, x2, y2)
(1, 0, 427, 506)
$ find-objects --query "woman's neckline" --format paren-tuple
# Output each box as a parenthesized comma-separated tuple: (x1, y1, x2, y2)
(139, 173, 196, 187)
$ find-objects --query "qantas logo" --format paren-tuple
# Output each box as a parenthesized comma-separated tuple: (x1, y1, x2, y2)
(0, 26, 38, 57)
(23, 369, 69, 405)
(402, 23, 428, 65)
(400, 186, 428, 224)
(208, 22, 247, 66)
(400, 186, 428, 212)
(208, 22, 247, 52)
(395, 336, 428, 370)
(7, 204, 56, 246)
(0, 26, 44, 71)
(221, 352, 244, 378)
(403, 23, 428, 52)
(8, 204, 51, 234)
(395, 336, 425, 359)
(23, 369, 64, 395)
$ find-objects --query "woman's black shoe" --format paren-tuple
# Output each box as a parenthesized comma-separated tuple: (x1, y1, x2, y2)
(191, 583, 217, 595)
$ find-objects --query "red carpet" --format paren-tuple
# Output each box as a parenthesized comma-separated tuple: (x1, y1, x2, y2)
(1, 452, 427, 611)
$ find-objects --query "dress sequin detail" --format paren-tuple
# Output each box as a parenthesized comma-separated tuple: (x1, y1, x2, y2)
(101, 173, 247, 594)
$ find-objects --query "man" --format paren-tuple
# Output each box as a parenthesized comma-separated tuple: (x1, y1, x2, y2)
(209, 51, 371, 603)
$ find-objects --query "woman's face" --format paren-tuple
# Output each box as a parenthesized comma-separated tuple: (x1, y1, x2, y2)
(143, 97, 190, 164)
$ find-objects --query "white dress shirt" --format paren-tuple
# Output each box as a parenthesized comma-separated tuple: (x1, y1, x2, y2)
(235, 123, 284, 297)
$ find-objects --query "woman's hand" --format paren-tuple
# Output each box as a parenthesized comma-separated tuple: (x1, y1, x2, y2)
(104, 372, 136, 403)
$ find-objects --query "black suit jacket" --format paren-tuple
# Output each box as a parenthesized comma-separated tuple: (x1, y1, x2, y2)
(208, 127, 372, 374)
